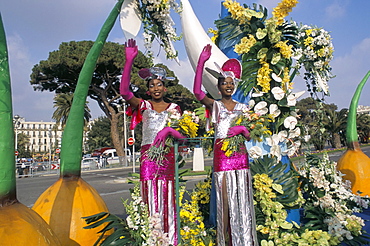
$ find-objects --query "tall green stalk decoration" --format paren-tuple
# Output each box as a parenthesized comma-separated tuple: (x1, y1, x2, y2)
(346, 71, 370, 149)
(0, 14, 62, 245)
(60, 0, 124, 177)
(0, 13, 16, 205)
(32, 2, 125, 244)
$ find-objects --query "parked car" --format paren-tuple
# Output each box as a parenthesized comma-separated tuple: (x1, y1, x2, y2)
(32, 162, 46, 171)
(91, 147, 113, 157)
(102, 148, 132, 165)
(83, 153, 92, 158)
(81, 157, 98, 170)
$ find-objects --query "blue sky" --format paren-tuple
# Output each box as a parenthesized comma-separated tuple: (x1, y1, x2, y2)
(1, 0, 370, 121)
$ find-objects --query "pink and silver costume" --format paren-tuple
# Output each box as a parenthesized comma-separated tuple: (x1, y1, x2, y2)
(131, 100, 180, 245)
(212, 100, 258, 246)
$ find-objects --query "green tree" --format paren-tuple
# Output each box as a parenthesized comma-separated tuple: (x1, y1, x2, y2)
(296, 98, 346, 150)
(296, 97, 338, 124)
(325, 108, 347, 148)
(296, 98, 329, 150)
(357, 113, 370, 143)
(31, 41, 134, 156)
(30, 41, 199, 156)
(308, 106, 330, 151)
(16, 133, 31, 158)
(86, 117, 112, 151)
(295, 97, 318, 125)
(52, 93, 91, 128)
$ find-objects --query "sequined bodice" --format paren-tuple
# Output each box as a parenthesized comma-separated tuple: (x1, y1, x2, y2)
(141, 101, 180, 146)
(212, 100, 249, 139)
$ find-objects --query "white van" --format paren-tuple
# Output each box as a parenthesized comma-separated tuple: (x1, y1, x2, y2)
(102, 148, 132, 165)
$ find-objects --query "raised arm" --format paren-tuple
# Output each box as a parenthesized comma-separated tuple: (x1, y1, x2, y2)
(120, 39, 141, 108)
(193, 44, 214, 110)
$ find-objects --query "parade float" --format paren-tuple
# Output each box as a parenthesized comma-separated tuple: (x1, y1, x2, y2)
(84, 0, 370, 245)
(0, 14, 61, 246)
(1, 0, 369, 245)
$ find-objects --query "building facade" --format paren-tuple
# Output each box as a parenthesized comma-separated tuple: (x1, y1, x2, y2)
(358, 105, 370, 114)
(14, 117, 63, 154)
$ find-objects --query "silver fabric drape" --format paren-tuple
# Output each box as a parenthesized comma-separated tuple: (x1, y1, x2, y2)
(214, 169, 258, 246)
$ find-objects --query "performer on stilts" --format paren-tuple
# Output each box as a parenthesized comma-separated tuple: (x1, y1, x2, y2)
(193, 44, 258, 246)
(120, 39, 183, 245)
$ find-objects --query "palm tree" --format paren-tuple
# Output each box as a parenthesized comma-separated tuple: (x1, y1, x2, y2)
(325, 108, 348, 148)
(52, 93, 91, 128)
(17, 133, 31, 158)
(357, 113, 370, 143)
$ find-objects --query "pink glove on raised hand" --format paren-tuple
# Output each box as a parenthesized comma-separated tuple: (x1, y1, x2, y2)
(227, 125, 251, 141)
(193, 44, 212, 101)
(120, 39, 138, 100)
(153, 127, 185, 147)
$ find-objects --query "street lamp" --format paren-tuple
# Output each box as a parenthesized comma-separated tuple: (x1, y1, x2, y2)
(48, 126, 52, 167)
(13, 114, 21, 151)
(118, 102, 128, 167)
(123, 101, 128, 167)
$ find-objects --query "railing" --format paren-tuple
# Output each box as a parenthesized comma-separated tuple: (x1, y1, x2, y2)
(15, 137, 213, 179)
(16, 161, 60, 178)
(15, 154, 146, 178)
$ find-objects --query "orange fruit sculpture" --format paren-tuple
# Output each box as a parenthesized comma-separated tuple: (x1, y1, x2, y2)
(337, 71, 370, 196)
(33, 176, 109, 245)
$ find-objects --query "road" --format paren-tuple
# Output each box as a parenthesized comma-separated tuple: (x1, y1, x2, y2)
(16, 160, 209, 218)
(16, 146, 370, 218)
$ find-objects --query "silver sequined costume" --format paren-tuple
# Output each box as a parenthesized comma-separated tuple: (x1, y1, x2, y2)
(211, 100, 258, 246)
(138, 100, 181, 245)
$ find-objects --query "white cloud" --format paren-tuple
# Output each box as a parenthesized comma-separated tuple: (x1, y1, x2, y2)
(168, 58, 194, 90)
(7, 33, 56, 121)
(326, 37, 370, 109)
(7, 34, 30, 64)
(151, 41, 194, 91)
(325, 1, 347, 20)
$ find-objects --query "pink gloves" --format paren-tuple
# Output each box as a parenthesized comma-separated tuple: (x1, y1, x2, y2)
(120, 39, 138, 100)
(227, 125, 251, 141)
(193, 44, 212, 101)
(153, 127, 185, 147)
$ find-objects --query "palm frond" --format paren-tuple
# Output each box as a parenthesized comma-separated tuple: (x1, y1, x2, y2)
(83, 212, 133, 246)
(251, 155, 299, 206)
(215, 16, 244, 50)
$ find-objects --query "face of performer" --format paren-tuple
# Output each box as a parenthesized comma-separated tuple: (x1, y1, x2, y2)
(147, 79, 166, 100)
(217, 77, 235, 97)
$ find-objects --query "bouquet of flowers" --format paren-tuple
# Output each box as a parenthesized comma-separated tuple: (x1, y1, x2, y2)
(135, 0, 182, 59)
(84, 184, 170, 245)
(294, 24, 335, 96)
(298, 154, 369, 245)
(146, 110, 199, 163)
(212, 0, 334, 160)
(167, 110, 199, 138)
(202, 127, 215, 156)
(221, 108, 273, 157)
(179, 179, 216, 246)
(251, 153, 370, 245)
